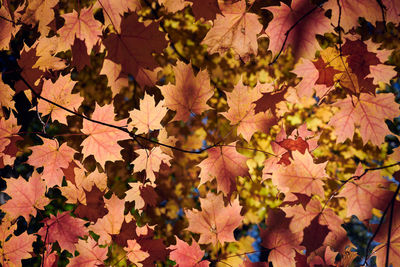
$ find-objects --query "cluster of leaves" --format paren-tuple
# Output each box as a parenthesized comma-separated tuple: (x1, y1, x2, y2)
(1, 0, 400, 266)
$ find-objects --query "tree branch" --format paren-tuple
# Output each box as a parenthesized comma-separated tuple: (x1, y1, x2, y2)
(269, 1, 328, 65)
(363, 174, 400, 265)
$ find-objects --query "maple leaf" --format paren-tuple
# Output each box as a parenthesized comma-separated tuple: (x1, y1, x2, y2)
(271, 150, 328, 197)
(1, 172, 49, 222)
(0, 220, 36, 267)
(71, 38, 91, 71)
(60, 167, 107, 205)
(128, 93, 167, 134)
(191, 0, 220, 21)
(329, 93, 399, 145)
(94, 0, 141, 32)
(0, 113, 21, 168)
(33, 37, 66, 71)
(307, 246, 337, 267)
(125, 182, 158, 210)
(158, 61, 213, 122)
(57, 7, 102, 54)
(132, 147, 172, 184)
(342, 38, 380, 78)
(124, 239, 150, 266)
(260, 209, 304, 267)
(0, 80, 15, 109)
(366, 64, 397, 85)
(292, 59, 320, 98)
(325, 0, 381, 31)
(38, 74, 82, 125)
(281, 201, 319, 233)
(38, 211, 89, 252)
(89, 194, 125, 245)
(27, 137, 76, 188)
(292, 58, 340, 98)
(222, 80, 275, 141)
(103, 13, 166, 87)
(0, 4, 21, 50)
(185, 192, 243, 245)
(15, 44, 44, 94)
(265, 0, 331, 60)
(337, 165, 393, 221)
(201, 0, 262, 61)
(169, 236, 210, 267)
(100, 59, 129, 97)
(20, 0, 58, 36)
(74, 185, 108, 222)
(197, 142, 249, 196)
(68, 237, 108, 267)
(81, 103, 130, 168)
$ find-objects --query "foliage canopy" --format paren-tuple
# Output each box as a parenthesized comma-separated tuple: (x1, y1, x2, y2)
(1, 0, 400, 266)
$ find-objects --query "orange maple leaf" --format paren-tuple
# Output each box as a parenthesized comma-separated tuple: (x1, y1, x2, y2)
(0, 220, 36, 267)
(27, 137, 76, 188)
(38, 74, 82, 125)
(198, 142, 249, 196)
(169, 236, 210, 267)
(202, 0, 262, 61)
(132, 147, 172, 184)
(68, 237, 108, 267)
(329, 93, 399, 145)
(158, 61, 213, 122)
(185, 192, 243, 245)
(337, 165, 393, 221)
(1, 172, 50, 222)
(260, 209, 304, 267)
(100, 59, 129, 97)
(128, 93, 167, 134)
(124, 239, 150, 266)
(222, 80, 275, 141)
(325, 0, 381, 31)
(94, 0, 140, 32)
(81, 103, 130, 168)
(89, 194, 125, 245)
(271, 150, 327, 197)
(57, 7, 102, 54)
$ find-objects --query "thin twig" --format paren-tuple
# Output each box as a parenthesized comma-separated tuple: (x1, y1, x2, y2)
(385, 187, 396, 267)
(363, 181, 400, 265)
(269, 1, 328, 65)
(322, 162, 400, 212)
(16, 72, 276, 156)
(336, 0, 343, 55)
(376, 0, 387, 31)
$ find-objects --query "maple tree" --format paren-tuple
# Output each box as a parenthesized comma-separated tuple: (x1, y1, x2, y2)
(1, 0, 400, 266)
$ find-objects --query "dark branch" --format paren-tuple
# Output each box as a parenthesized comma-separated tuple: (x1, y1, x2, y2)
(269, 1, 327, 65)
(363, 176, 400, 265)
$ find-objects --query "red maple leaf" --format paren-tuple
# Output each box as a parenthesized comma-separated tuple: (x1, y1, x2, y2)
(38, 211, 89, 252)
(103, 13, 167, 87)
